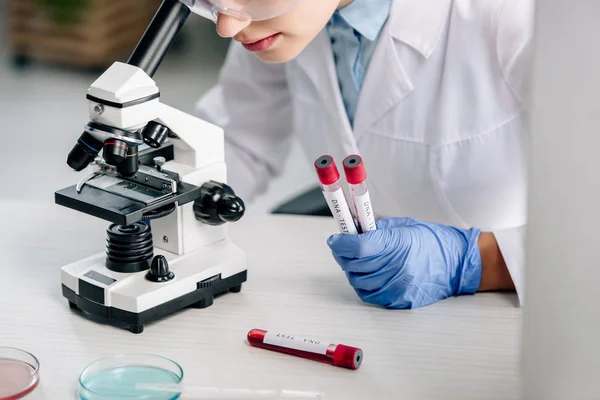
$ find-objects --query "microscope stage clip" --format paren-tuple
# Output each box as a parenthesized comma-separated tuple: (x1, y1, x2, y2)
(76, 172, 100, 194)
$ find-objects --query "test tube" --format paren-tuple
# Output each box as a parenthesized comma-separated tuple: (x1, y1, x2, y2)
(247, 329, 363, 370)
(314, 155, 358, 234)
(342, 155, 376, 233)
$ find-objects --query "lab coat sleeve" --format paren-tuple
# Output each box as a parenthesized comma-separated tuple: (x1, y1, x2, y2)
(194, 41, 294, 203)
(496, 0, 535, 105)
(492, 225, 526, 305)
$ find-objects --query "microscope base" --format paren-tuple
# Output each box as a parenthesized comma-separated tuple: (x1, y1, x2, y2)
(61, 240, 247, 334)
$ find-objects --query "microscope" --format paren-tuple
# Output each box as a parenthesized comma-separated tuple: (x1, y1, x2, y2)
(55, 0, 247, 334)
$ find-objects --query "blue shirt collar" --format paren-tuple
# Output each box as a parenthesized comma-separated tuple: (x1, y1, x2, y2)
(336, 0, 393, 41)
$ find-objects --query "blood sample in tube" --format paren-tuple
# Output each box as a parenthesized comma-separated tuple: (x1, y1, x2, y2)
(343, 155, 376, 233)
(314, 155, 358, 234)
(247, 329, 363, 370)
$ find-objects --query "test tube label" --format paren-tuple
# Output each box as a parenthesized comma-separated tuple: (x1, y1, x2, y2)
(354, 191, 376, 232)
(263, 332, 332, 355)
(323, 188, 358, 234)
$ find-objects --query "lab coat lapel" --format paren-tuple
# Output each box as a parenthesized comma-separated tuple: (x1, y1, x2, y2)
(353, 0, 453, 140)
(352, 27, 414, 141)
(293, 30, 358, 155)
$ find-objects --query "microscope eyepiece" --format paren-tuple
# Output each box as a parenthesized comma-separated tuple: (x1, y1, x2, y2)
(103, 139, 129, 166)
(142, 121, 170, 148)
(67, 132, 103, 171)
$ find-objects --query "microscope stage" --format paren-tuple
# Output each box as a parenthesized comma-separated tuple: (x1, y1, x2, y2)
(61, 240, 247, 334)
(55, 180, 200, 226)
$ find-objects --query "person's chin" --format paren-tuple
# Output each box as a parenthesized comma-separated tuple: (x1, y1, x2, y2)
(253, 42, 303, 64)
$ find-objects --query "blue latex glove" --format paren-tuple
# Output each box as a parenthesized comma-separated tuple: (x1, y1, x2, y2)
(327, 217, 483, 309)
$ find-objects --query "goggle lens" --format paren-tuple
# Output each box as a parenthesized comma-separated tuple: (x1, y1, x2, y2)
(189, 0, 302, 21)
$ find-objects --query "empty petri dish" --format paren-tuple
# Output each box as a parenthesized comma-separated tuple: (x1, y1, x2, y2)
(78, 354, 183, 400)
(0, 347, 40, 400)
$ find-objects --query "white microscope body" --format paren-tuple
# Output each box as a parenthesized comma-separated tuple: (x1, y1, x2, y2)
(56, 1, 247, 334)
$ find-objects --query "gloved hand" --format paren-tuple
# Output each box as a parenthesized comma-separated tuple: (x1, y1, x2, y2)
(327, 217, 483, 309)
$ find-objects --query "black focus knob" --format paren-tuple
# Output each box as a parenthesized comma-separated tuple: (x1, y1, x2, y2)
(103, 139, 128, 166)
(142, 121, 170, 148)
(194, 181, 246, 226)
(146, 255, 175, 283)
(218, 194, 245, 223)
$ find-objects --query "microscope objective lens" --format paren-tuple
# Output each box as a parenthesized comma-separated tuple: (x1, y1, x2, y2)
(67, 132, 103, 171)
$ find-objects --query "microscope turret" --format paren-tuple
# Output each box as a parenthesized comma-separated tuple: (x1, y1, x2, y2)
(55, 0, 248, 334)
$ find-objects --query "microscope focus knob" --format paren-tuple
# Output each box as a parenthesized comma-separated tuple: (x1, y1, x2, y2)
(194, 181, 246, 226)
(146, 255, 175, 283)
(218, 194, 245, 223)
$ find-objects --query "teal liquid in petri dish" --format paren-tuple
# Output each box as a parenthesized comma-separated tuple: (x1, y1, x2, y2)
(79, 366, 181, 400)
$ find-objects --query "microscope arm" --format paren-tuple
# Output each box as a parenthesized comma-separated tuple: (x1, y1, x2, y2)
(153, 102, 222, 170)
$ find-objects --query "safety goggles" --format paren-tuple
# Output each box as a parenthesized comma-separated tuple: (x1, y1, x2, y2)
(182, 0, 303, 21)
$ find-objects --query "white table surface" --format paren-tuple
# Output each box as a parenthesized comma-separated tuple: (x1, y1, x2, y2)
(0, 200, 522, 400)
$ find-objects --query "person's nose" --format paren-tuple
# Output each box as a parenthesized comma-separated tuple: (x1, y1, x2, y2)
(216, 14, 252, 38)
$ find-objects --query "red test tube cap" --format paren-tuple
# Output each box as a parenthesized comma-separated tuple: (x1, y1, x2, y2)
(343, 155, 367, 185)
(314, 155, 340, 185)
(333, 344, 363, 370)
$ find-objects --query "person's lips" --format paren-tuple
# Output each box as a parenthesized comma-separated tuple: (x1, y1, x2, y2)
(239, 33, 282, 52)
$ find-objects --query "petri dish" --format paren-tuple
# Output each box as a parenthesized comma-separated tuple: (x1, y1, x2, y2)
(78, 354, 183, 400)
(0, 347, 40, 400)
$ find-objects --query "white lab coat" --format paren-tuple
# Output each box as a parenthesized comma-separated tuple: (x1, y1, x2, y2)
(195, 0, 535, 303)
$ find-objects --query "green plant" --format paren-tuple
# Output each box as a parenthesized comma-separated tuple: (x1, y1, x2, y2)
(35, 0, 91, 24)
